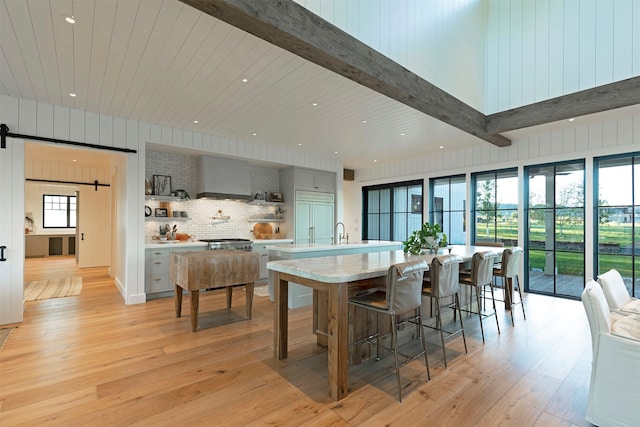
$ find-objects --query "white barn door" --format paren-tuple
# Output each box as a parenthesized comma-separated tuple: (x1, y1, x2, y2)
(0, 138, 25, 325)
(77, 186, 111, 268)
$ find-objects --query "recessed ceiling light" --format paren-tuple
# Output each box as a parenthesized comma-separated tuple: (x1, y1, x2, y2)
(334, 151, 338, 154)
(311, 102, 318, 106)
(569, 118, 575, 122)
(193, 120, 199, 124)
(361, 120, 367, 124)
(72, 159, 77, 162)
(252, 132, 257, 136)
(241, 78, 248, 83)
(400, 133, 406, 136)
(69, 93, 76, 97)
(373, 159, 377, 163)
(440, 145, 444, 149)
(65, 16, 75, 24)
(297, 143, 302, 146)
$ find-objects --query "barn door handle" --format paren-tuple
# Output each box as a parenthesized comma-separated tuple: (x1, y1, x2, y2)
(0, 245, 6, 261)
(81, 233, 85, 241)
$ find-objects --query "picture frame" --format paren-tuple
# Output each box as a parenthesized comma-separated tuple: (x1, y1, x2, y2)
(153, 174, 172, 196)
(269, 192, 283, 203)
(154, 208, 168, 217)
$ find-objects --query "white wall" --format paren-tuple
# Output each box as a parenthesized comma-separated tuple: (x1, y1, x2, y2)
(295, 0, 488, 111)
(485, 0, 640, 113)
(297, 0, 640, 115)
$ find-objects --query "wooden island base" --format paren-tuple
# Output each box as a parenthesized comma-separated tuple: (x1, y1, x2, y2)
(170, 250, 259, 332)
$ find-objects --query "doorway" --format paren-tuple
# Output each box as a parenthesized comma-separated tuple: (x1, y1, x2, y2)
(23, 142, 115, 300)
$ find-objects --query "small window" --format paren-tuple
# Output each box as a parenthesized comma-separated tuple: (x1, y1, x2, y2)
(43, 195, 77, 228)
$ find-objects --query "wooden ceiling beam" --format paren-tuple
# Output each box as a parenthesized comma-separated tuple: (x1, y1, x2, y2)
(486, 76, 640, 134)
(179, 0, 512, 148)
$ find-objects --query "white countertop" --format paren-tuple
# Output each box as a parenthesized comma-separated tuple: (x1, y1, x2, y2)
(265, 240, 402, 253)
(252, 239, 293, 244)
(267, 245, 503, 283)
(145, 241, 208, 249)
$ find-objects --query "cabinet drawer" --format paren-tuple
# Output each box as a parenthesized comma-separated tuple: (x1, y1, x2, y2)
(145, 275, 172, 293)
(145, 256, 170, 275)
(146, 249, 170, 258)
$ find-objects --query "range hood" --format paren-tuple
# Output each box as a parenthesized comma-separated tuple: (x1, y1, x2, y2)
(196, 155, 252, 200)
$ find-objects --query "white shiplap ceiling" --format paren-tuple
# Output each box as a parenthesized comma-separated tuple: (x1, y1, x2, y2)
(1, 0, 482, 169)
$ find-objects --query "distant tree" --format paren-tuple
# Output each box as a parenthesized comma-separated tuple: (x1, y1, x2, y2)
(477, 179, 496, 237)
(598, 200, 610, 224)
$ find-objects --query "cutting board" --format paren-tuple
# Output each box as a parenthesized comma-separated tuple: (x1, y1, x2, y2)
(253, 223, 273, 239)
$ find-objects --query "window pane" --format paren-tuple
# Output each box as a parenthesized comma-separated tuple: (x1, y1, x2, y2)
(556, 168, 584, 208)
(598, 207, 633, 253)
(555, 208, 584, 247)
(497, 209, 518, 244)
(380, 189, 390, 213)
(496, 174, 518, 207)
(449, 211, 465, 245)
(450, 177, 466, 211)
(599, 158, 632, 205)
(528, 166, 554, 208)
(394, 187, 408, 212)
(556, 252, 584, 298)
(363, 181, 422, 241)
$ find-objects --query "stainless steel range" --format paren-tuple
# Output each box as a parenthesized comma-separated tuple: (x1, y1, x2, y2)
(199, 238, 253, 251)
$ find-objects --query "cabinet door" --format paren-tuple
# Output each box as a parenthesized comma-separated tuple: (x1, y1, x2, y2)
(259, 253, 269, 279)
(314, 171, 335, 192)
(295, 168, 317, 190)
(311, 201, 335, 244)
(295, 200, 312, 243)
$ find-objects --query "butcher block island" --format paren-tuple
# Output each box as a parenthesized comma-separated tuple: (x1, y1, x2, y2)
(170, 250, 260, 331)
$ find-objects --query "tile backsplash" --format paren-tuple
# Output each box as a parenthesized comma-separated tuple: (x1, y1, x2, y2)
(145, 150, 284, 242)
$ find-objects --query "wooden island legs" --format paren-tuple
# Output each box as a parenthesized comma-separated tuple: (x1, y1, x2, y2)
(173, 285, 200, 332)
(273, 272, 349, 401)
(175, 283, 255, 332)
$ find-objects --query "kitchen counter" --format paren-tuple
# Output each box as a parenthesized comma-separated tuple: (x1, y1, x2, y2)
(265, 240, 402, 257)
(266, 240, 403, 308)
(251, 238, 293, 244)
(145, 241, 208, 249)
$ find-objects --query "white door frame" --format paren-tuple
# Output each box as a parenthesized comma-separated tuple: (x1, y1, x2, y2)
(0, 137, 25, 325)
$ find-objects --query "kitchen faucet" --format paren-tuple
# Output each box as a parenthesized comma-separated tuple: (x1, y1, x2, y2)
(335, 222, 348, 245)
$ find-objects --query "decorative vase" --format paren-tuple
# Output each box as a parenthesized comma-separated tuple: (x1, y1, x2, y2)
(145, 178, 153, 195)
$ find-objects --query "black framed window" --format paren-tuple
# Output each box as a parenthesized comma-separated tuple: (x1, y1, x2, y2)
(362, 180, 423, 241)
(43, 195, 77, 228)
(595, 153, 640, 298)
(471, 168, 518, 246)
(525, 160, 585, 299)
(429, 175, 466, 244)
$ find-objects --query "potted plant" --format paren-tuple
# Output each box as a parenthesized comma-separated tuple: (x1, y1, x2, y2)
(403, 222, 448, 255)
(25, 215, 34, 234)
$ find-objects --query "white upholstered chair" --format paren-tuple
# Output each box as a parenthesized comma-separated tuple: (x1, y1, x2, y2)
(597, 268, 640, 315)
(349, 260, 430, 402)
(581, 280, 640, 427)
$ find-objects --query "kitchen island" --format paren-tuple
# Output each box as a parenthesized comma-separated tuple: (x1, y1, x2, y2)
(170, 249, 259, 331)
(266, 240, 402, 308)
(267, 245, 504, 401)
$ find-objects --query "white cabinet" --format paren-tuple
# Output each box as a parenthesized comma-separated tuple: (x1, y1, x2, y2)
(253, 240, 293, 282)
(295, 168, 335, 192)
(145, 245, 206, 298)
(145, 248, 171, 295)
(295, 191, 334, 244)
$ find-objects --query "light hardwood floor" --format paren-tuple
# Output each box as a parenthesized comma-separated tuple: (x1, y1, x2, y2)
(1, 257, 593, 426)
